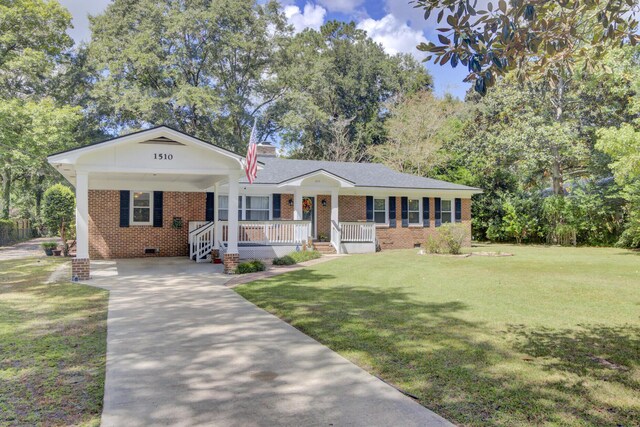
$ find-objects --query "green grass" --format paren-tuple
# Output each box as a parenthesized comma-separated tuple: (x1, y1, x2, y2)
(0, 258, 108, 427)
(235, 244, 640, 426)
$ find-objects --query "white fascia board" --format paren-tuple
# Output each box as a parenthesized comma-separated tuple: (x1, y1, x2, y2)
(340, 187, 482, 198)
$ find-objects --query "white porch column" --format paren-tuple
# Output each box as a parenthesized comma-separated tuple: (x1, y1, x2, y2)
(293, 189, 303, 220)
(213, 181, 220, 250)
(227, 175, 239, 254)
(75, 171, 89, 259)
(72, 171, 90, 280)
(331, 188, 339, 225)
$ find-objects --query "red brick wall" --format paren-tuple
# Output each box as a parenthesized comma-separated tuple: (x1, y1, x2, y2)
(339, 195, 366, 222)
(376, 198, 472, 249)
(280, 193, 294, 220)
(88, 190, 206, 259)
(316, 194, 331, 238)
(87, 190, 472, 258)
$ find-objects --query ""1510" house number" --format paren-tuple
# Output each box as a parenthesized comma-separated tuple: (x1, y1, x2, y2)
(154, 153, 173, 160)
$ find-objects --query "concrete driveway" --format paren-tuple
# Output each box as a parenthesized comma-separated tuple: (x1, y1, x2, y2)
(87, 258, 451, 427)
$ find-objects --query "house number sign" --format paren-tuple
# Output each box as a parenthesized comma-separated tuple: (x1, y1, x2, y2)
(154, 153, 174, 160)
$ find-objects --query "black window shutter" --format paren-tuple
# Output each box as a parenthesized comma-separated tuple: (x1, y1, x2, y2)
(366, 196, 374, 222)
(205, 192, 215, 222)
(423, 197, 430, 227)
(401, 197, 408, 227)
(388, 196, 396, 228)
(455, 198, 462, 223)
(272, 194, 281, 219)
(119, 190, 130, 228)
(435, 197, 442, 227)
(153, 191, 163, 227)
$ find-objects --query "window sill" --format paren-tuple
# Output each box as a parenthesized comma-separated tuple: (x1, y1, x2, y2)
(408, 224, 423, 228)
(375, 224, 390, 229)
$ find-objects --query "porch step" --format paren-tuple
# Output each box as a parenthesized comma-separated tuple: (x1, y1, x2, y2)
(313, 241, 336, 255)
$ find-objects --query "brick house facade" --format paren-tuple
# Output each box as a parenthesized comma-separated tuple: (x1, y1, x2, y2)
(48, 126, 481, 278)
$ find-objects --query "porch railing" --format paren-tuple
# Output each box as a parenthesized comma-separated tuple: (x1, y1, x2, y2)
(189, 221, 214, 263)
(340, 222, 376, 243)
(220, 221, 312, 245)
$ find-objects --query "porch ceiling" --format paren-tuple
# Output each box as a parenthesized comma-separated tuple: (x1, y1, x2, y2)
(87, 171, 229, 192)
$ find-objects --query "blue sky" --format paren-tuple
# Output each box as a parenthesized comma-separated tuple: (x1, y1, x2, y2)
(58, 0, 471, 98)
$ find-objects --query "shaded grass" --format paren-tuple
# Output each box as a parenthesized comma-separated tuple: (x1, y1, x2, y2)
(235, 244, 640, 426)
(0, 258, 108, 426)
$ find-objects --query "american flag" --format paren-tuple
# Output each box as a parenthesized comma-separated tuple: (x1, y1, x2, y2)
(245, 120, 258, 184)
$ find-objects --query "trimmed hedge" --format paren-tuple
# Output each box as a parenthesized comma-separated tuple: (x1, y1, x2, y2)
(235, 260, 266, 274)
(273, 250, 321, 266)
(272, 255, 296, 266)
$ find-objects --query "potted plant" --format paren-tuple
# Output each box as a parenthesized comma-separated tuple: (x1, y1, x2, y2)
(41, 242, 58, 256)
(317, 232, 329, 242)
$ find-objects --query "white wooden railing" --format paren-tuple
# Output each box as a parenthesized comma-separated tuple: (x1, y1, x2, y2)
(330, 220, 341, 254)
(189, 221, 211, 235)
(189, 221, 214, 263)
(220, 221, 311, 245)
(340, 222, 375, 243)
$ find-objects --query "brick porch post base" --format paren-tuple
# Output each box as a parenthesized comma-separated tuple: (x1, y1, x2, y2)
(223, 253, 239, 274)
(72, 258, 90, 281)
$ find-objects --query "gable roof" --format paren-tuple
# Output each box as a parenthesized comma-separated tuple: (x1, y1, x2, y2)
(243, 157, 480, 191)
(47, 125, 257, 166)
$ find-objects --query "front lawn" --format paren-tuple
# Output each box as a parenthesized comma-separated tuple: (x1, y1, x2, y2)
(235, 244, 640, 426)
(0, 258, 108, 426)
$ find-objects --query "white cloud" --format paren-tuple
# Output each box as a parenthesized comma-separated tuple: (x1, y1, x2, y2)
(318, 0, 364, 14)
(356, 14, 428, 58)
(284, 3, 327, 33)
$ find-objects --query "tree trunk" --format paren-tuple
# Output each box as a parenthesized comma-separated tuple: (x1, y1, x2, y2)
(35, 173, 45, 218)
(1, 167, 10, 219)
(551, 77, 565, 196)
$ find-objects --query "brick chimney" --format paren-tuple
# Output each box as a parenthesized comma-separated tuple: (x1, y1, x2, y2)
(256, 142, 277, 157)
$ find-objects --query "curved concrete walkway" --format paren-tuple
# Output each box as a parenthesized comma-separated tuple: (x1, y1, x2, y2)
(87, 258, 452, 427)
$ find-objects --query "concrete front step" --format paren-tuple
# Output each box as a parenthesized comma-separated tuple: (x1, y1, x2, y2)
(313, 242, 336, 254)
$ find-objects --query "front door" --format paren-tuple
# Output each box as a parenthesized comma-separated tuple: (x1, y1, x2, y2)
(302, 196, 315, 239)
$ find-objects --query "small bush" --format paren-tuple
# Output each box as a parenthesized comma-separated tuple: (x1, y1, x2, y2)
(235, 260, 266, 274)
(272, 255, 296, 266)
(273, 250, 322, 266)
(425, 224, 469, 255)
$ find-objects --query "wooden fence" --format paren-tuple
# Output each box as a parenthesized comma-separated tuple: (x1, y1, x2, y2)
(0, 219, 32, 247)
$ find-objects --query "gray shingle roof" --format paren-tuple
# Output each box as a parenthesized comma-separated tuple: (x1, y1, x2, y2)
(242, 157, 480, 191)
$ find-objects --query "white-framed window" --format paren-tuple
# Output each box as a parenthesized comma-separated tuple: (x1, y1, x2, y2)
(218, 195, 242, 221)
(441, 199, 453, 223)
(408, 198, 421, 225)
(246, 196, 270, 220)
(374, 198, 387, 224)
(131, 191, 153, 225)
(218, 195, 270, 221)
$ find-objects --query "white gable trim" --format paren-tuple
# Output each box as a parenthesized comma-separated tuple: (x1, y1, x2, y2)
(47, 126, 250, 168)
(277, 169, 355, 188)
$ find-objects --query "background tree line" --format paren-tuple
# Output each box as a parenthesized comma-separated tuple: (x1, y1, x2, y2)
(0, 0, 638, 248)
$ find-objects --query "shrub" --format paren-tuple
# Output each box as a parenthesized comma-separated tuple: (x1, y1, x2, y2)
(235, 260, 266, 274)
(273, 250, 322, 266)
(272, 255, 296, 266)
(425, 224, 469, 255)
(42, 184, 75, 238)
(289, 250, 321, 263)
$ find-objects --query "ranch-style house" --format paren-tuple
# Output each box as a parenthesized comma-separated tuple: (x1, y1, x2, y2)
(47, 126, 481, 279)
